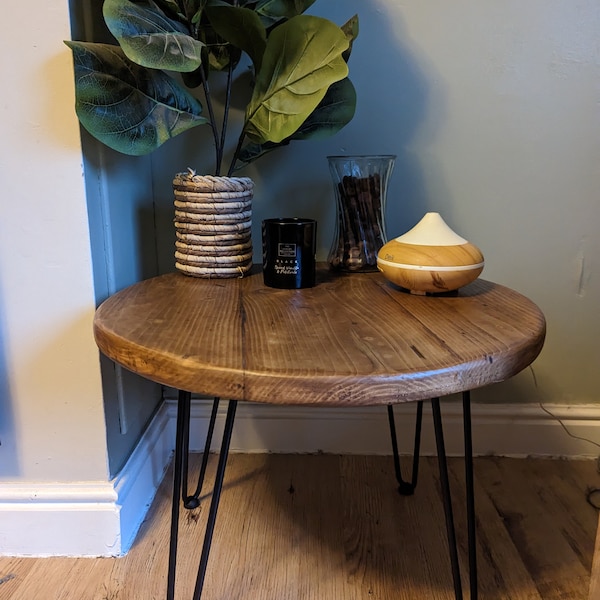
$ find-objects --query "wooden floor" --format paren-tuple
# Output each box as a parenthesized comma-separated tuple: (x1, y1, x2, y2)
(0, 454, 597, 600)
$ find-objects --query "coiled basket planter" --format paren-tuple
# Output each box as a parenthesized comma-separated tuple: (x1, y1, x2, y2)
(377, 212, 484, 294)
(173, 171, 254, 278)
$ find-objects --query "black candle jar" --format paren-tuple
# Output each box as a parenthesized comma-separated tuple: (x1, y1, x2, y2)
(262, 218, 317, 289)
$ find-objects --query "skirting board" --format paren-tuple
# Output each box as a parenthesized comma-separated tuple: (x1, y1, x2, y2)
(2, 399, 599, 557)
(172, 397, 600, 459)
(0, 403, 174, 557)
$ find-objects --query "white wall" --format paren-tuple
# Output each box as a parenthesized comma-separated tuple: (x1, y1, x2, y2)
(0, 0, 115, 554)
(0, 1, 107, 482)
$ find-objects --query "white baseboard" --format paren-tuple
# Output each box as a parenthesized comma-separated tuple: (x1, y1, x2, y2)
(112, 401, 174, 554)
(172, 398, 600, 459)
(0, 482, 120, 557)
(0, 403, 174, 557)
(2, 399, 598, 556)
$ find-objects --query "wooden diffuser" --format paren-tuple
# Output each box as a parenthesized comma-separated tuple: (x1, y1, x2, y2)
(377, 212, 484, 294)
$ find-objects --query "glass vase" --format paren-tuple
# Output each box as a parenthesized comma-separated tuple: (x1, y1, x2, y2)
(327, 155, 396, 272)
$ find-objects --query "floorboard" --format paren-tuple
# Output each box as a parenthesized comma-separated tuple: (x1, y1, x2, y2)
(0, 455, 597, 600)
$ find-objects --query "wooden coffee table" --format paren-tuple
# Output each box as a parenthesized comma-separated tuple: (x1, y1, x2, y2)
(93, 266, 546, 600)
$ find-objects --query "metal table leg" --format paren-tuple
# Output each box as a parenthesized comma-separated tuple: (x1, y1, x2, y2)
(192, 400, 237, 600)
(431, 395, 478, 600)
(432, 397, 463, 599)
(463, 391, 478, 600)
(167, 390, 191, 600)
(183, 398, 220, 509)
(166, 391, 237, 600)
(387, 401, 424, 495)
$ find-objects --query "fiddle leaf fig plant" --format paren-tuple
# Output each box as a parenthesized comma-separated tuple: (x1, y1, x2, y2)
(65, 0, 358, 176)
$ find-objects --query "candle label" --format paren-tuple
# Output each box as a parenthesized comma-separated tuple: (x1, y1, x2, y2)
(278, 243, 297, 258)
(275, 244, 299, 275)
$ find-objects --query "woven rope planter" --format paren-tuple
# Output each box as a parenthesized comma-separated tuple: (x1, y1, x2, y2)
(173, 171, 254, 278)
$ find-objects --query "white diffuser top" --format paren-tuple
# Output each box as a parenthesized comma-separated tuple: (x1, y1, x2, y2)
(395, 212, 468, 246)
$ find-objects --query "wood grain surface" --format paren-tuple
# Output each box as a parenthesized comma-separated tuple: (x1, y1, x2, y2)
(93, 266, 546, 405)
(589, 516, 600, 599)
(0, 455, 595, 599)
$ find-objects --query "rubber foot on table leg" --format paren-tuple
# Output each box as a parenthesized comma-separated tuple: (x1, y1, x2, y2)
(184, 496, 201, 509)
(397, 482, 416, 496)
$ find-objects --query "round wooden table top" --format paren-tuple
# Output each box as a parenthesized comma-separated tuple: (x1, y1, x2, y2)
(93, 266, 546, 406)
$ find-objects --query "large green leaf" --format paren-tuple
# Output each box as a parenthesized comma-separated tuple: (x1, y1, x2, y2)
(65, 41, 208, 156)
(103, 0, 203, 72)
(204, 3, 267, 71)
(254, 0, 316, 25)
(288, 77, 356, 140)
(183, 0, 204, 20)
(196, 21, 234, 73)
(341, 14, 359, 62)
(252, 0, 316, 30)
(236, 77, 356, 167)
(244, 15, 349, 144)
(153, 0, 186, 20)
(235, 140, 288, 167)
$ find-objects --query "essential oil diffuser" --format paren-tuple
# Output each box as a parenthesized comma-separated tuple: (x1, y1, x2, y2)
(377, 212, 484, 294)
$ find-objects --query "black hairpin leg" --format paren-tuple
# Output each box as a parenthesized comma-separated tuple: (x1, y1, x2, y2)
(183, 397, 220, 509)
(166, 392, 237, 600)
(463, 390, 478, 600)
(432, 397, 463, 600)
(387, 401, 423, 495)
(167, 389, 191, 600)
(431, 394, 478, 600)
(193, 399, 237, 600)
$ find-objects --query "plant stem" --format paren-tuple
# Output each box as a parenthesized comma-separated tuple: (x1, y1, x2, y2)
(228, 130, 247, 177)
(199, 64, 222, 175)
(218, 55, 235, 176)
(218, 0, 240, 175)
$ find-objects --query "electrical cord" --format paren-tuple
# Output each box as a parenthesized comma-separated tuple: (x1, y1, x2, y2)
(537, 401, 600, 451)
(537, 400, 600, 510)
(527, 366, 600, 509)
